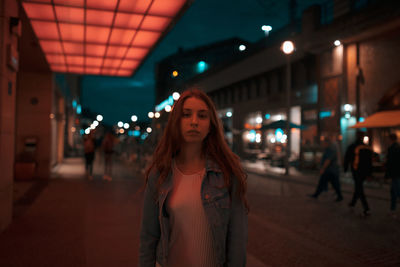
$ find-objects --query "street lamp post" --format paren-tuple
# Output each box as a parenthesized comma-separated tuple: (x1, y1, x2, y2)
(281, 40, 295, 176)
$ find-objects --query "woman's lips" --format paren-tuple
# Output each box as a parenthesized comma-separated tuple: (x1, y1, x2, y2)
(187, 130, 200, 134)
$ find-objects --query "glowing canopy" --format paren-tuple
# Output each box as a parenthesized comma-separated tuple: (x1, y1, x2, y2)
(22, 0, 190, 76)
(351, 110, 400, 128)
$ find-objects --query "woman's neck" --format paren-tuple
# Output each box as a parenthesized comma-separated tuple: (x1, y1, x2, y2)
(176, 143, 205, 174)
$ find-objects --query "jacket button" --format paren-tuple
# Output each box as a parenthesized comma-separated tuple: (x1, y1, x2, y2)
(204, 194, 210, 199)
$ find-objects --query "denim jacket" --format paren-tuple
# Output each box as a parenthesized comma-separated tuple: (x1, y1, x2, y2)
(139, 158, 248, 267)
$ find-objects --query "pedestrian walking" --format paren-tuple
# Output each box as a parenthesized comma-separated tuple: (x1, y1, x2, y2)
(344, 132, 373, 216)
(139, 89, 248, 267)
(385, 133, 400, 218)
(102, 132, 115, 181)
(83, 132, 95, 180)
(309, 136, 343, 201)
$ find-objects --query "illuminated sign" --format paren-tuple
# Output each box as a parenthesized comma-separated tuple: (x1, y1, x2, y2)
(155, 95, 174, 112)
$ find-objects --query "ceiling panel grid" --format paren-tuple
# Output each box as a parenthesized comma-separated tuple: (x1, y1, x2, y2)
(22, 0, 188, 76)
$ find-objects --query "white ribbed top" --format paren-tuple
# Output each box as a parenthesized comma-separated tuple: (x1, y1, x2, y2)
(165, 162, 218, 267)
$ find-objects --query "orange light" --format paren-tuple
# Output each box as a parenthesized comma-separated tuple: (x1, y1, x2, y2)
(55, 6, 84, 23)
(63, 42, 84, 55)
(85, 57, 103, 67)
(86, 10, 114, 26)
(172, 70, 178, 77)
(132, 31, 160, 47)
(23, 3, 55, 20)
(59, 23, 84, 41)
(40, 40, 63, 53)
(22, 0, 191, 76)
(86, 44, 107, 56)
(86, 26, 110, 43)
(103, 58, 122, 68)
(46, 54, 66, 64)
(66, 55, 84, 65)
(106, 46, 128, 58)
(126, 47, 148, 59)
(109, 28, 136, 45)
(54, 0, 84, 7)
(118, 0, 151, 13)
(114, 13, 143, 29)
(142, 16, 171, 31)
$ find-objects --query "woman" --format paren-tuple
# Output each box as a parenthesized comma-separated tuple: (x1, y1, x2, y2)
(139, 89, 248, 267)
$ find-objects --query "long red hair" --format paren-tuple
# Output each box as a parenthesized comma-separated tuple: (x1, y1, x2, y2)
(145, 89, 248, 210)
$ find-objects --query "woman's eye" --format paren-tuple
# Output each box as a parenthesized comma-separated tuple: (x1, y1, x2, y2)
(199, 114, 208, 119)
(182, 113, 191, 118)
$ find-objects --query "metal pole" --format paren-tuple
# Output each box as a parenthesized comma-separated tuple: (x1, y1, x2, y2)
(285, 55, 291, 176)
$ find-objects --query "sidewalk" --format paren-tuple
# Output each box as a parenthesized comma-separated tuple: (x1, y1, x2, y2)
(242, 159, 391, 201)
(4, 156, 269, 267)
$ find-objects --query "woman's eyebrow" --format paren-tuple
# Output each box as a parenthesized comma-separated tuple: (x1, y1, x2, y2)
(182, 108, 208, 112)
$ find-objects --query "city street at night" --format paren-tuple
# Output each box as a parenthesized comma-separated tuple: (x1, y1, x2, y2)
(1, 156, 399, 266)
(1, 0, 400, 266)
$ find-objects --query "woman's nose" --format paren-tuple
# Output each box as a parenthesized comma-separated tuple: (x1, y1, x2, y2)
(191, 115, 198, 124)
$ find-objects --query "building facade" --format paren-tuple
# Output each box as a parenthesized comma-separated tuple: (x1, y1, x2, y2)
(180, 0, 400, 167)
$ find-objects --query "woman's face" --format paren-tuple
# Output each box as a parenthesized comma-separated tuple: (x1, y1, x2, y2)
(180, 97, 210, 144)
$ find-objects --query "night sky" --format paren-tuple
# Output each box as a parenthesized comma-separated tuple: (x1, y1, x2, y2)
(81, 0, 326, 126)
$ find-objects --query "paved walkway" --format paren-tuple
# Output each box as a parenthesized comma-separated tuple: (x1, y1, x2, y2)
(242, 159, 390, 201)
(3, 156, 398, 266)
(2, 156, 267, 267)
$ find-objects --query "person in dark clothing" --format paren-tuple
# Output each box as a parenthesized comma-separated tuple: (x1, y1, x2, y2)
(309, 137, 343, 201)
(385, 133, 400, 218)
(102, 132, 115, 181)
(344, 132, 373, 216)
(84, 132, 95, 180)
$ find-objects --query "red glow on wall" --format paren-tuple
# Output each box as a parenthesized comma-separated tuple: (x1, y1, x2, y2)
(22, 0, 190, 76)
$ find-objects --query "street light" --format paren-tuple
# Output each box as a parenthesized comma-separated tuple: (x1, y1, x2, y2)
(261, 25, 272, 36)
(172, 92, 180, 100)
(281, 40, 295, 176)
(131, 115, 137, 122)
(148, 111, 154, 118)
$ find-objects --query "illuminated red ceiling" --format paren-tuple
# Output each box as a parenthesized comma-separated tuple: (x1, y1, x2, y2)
(22, 0, 189, 76)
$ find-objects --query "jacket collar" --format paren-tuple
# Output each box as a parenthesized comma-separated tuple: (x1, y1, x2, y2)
(206, 155, 222, 173)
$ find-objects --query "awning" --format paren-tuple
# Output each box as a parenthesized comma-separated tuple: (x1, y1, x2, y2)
(21, 0, 191, 77)
(351, 110, 400, 128)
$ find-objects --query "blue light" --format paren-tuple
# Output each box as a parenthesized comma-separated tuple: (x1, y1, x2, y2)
(133, 130, 140, 137)
(72, 100, 77, 108)
(79, 129, 84, 135)
(197, 61, 208, 73)
(319, 111, 332, 119)
(265, 113, 271, 119)
(275, 128, 284, 141)
(141, 133, 149, 140)
(247, 130, 256, 142)
(155, 95, 174, 112)
(359, 117, 365, 122)
(77, 105, 81, 114)
(128, 130, 134, 136)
